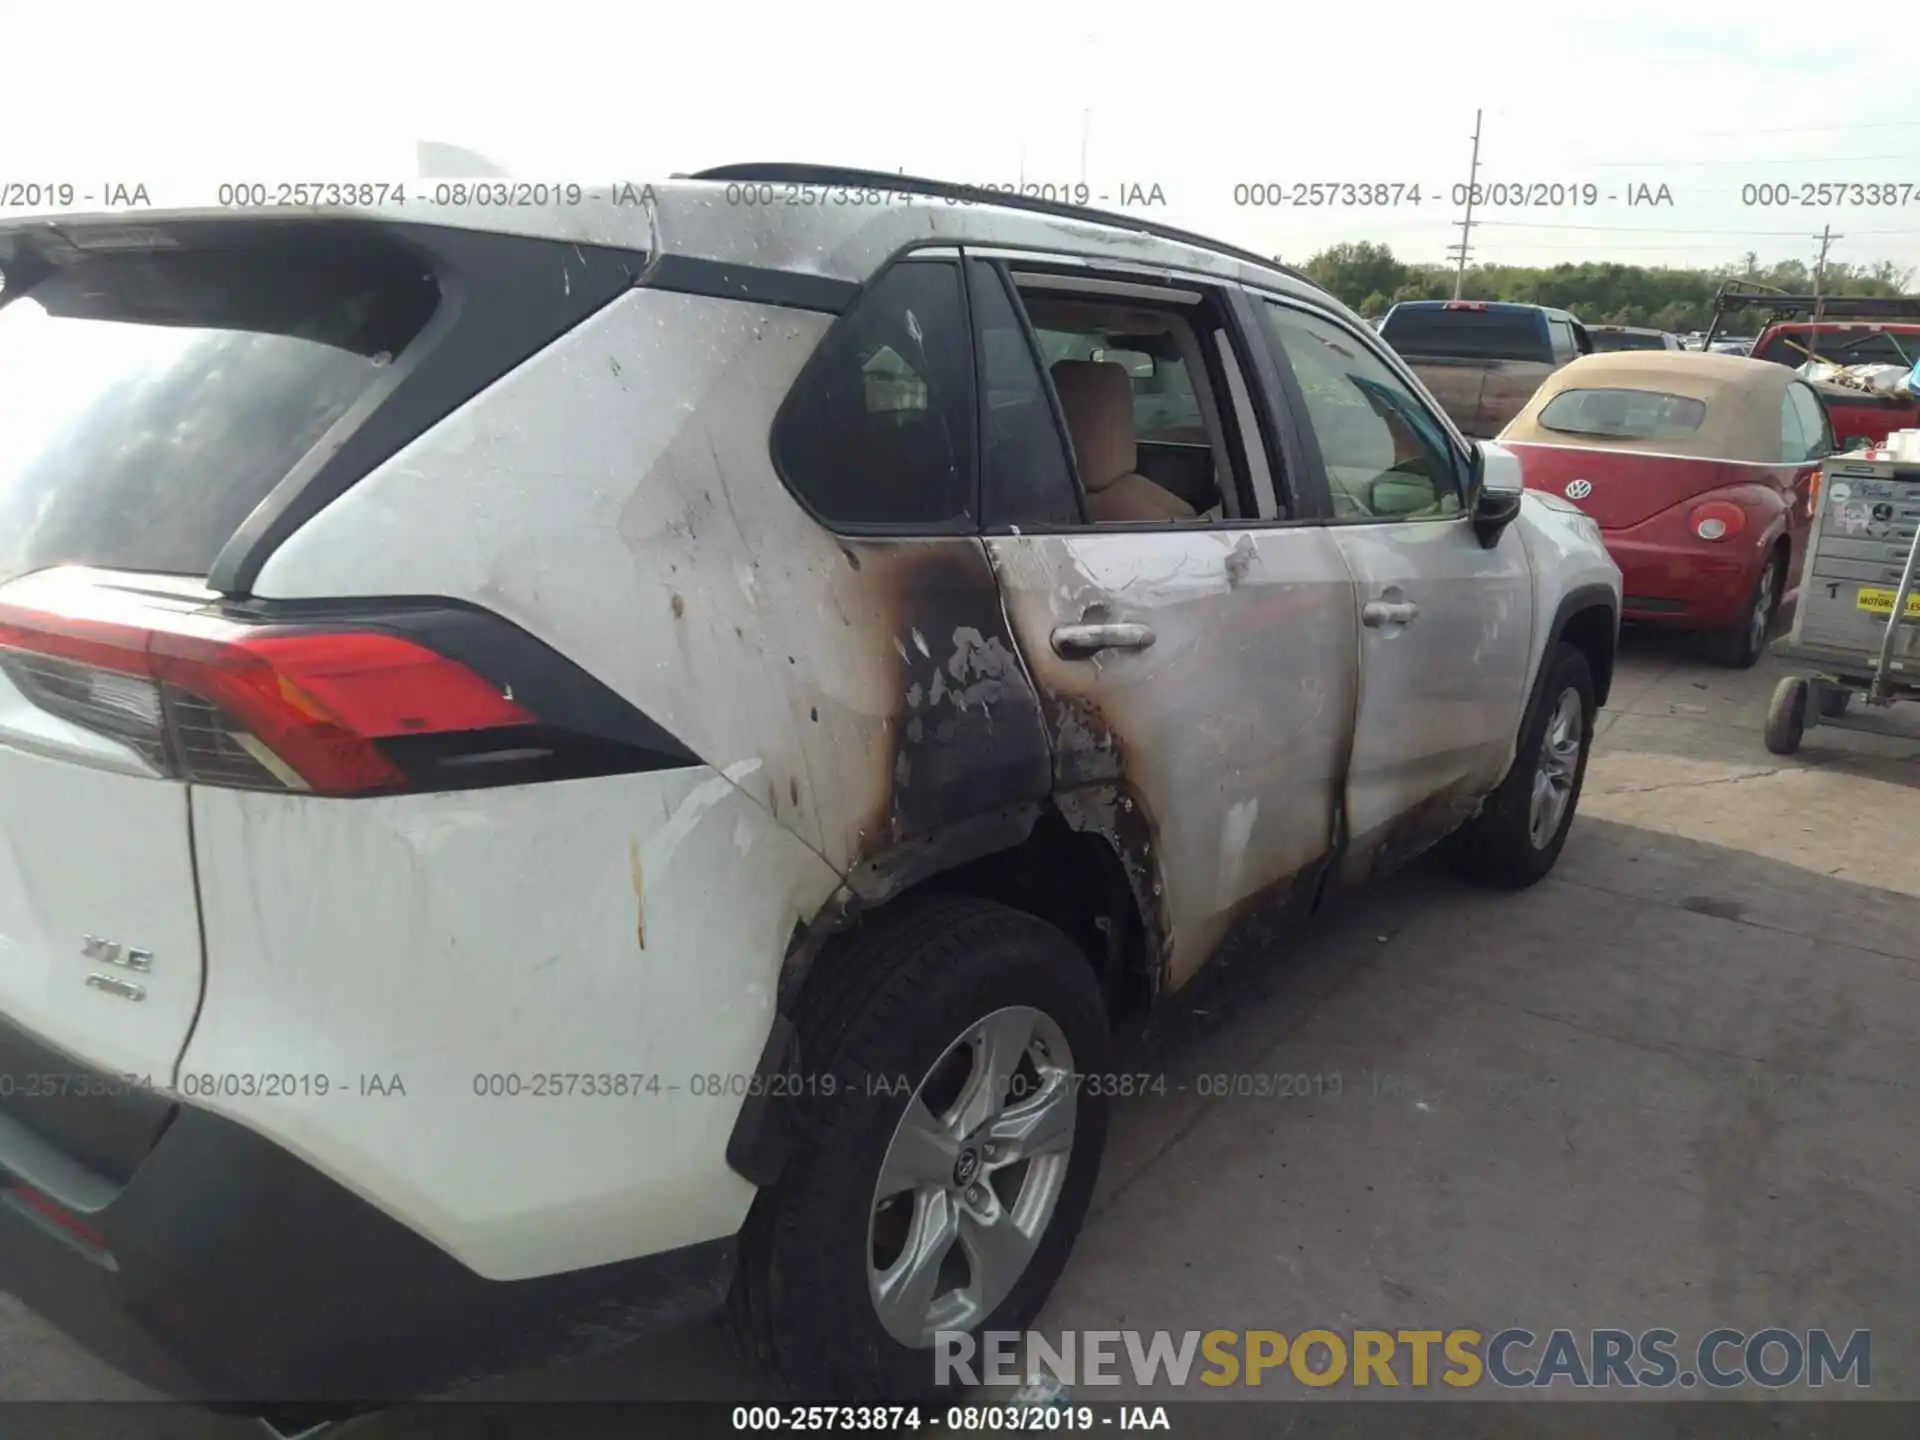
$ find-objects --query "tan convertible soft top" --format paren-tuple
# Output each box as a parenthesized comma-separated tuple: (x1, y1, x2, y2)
(1499, 350, 1793, 463)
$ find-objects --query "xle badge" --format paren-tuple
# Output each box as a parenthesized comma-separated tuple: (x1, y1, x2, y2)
(82, 935, 151, 1002)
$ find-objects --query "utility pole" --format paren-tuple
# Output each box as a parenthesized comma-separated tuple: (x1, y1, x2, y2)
(1449, 109, 1484, 299)
(1812, 223, 1842, 324)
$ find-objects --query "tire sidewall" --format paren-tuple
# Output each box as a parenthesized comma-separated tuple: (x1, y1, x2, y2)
(1517, 646, 1597, 872)
(765, 914, 1111, 1402)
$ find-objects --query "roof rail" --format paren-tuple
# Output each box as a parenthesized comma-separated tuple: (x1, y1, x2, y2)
(688, 163, 1320, 290)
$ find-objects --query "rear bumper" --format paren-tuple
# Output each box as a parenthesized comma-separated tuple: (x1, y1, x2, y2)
(0, 1077, 734, 1408)
(1607, 535, 1764, 630)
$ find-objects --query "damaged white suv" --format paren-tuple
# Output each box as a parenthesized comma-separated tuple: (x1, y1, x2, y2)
(0, 165, 1618, 1417)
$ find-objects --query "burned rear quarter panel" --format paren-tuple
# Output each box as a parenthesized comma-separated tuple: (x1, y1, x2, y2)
(246, 283, 1053, 898)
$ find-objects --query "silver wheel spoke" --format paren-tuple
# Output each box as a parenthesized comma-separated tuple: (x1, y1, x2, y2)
(1529, 688, 1583, 848)
(874, 1188, 958, 1336)
(950, 1008, 1035, 1137)
(958, 1204, 1037, 1311)
(868, 1004, 1076, 1349)
(987, 1069, 1076, 1163)
(876, 1097, 959, 1200)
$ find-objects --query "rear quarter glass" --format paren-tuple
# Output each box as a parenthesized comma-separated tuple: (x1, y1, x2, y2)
(0, 229, 441, 585)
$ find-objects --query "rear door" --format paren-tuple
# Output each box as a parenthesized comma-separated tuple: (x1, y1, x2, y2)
(971, 254, 1358, 991)
(0, 223, 442, 1081)
(1254, 296, 1534, 881)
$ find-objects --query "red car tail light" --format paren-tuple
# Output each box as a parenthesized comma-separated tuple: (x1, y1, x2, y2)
(1443, 301, 1488, 311)
(0, 600, 532, 796)
(1689, 501, 1748, 542)
(5, 1183, 113, 1260)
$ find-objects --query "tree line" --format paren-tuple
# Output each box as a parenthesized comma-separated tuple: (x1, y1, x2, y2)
(1288, 242, 1916, 331)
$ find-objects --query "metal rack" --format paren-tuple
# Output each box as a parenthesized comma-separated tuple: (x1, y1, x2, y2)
(1766, 454, 1920, 752)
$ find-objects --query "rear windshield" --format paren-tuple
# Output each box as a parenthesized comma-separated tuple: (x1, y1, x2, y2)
(1380, 308, 1550, 363)
(0, 231, 439, 584)
(1752, 327, 1917, 369)
(1589, 330, 1669, 352)
(1537, 387, 1708, 440)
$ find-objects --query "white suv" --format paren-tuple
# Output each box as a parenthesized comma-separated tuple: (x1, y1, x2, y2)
(0, 165, 1619, 1419)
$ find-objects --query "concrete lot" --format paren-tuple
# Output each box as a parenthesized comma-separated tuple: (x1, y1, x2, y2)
(3, 629, 1916, 1436)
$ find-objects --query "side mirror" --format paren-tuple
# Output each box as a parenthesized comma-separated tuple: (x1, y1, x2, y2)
(1366, 473, 1439, 517)
(1469, 440, 1525, 548)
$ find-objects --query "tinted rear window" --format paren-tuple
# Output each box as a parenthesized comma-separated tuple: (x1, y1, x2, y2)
(1753, 327, 1917, 369)
(1380, 308, 1551, 362)
(1590, 330, 1669, 352)
(0, 232, 438, 583)
(1538, 387, 1708, 440)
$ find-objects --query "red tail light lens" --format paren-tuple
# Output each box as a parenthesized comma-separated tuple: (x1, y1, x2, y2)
(6, 1183, 112, 1260)
(0, 588, 531, 795)
(1689, 501, 1748, 542)
(1443, 301, 1488, 311)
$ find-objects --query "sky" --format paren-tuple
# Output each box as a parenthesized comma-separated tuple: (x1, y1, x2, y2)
(4, 0, 1919, 276)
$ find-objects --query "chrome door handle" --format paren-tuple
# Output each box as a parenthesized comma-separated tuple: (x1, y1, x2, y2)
(1362, 600, 1419, 628)
(1051, 622, 1157, 659)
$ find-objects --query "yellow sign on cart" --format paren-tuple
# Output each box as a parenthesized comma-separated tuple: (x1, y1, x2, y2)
(1855, 587, 1920, 618)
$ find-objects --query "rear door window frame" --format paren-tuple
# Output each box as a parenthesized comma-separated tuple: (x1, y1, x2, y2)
(967, 247, 1310, 532)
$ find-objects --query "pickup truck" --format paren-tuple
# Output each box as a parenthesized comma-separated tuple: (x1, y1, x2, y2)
(1379, 300, 1591, 438)
(1588, 325, 1683, 353)
(1710, 285, 1920, 450)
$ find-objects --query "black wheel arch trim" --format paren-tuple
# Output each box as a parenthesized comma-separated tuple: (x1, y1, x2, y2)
(1548, 582, 1621, 708)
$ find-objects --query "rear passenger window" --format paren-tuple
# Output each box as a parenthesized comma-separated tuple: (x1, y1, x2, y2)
(772, 260, 976, 530)
(968, 261, 1082, 529)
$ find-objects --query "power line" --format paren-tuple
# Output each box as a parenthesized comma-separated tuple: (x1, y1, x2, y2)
(1470, 220, 1920, 236)
(1667, 120, 1920, 138)
(1561, 151, 1920, 169)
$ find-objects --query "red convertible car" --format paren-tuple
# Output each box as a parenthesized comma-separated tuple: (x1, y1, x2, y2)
(1499, 351, 1827, 667)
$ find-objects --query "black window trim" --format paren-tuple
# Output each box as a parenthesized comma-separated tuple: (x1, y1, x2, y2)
(977, 255, 1298, 533)
(970, 258, 1089, 531)
(206, 223, 651, 595)
(764, 243, 982, 539)
(1251, 291, 1477, 529)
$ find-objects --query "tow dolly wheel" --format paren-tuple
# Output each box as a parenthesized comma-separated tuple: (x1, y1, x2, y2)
(1764, 676, 1809, 755)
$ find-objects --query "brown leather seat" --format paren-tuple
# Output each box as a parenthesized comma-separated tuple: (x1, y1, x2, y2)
(1050, 360, 1198, 524)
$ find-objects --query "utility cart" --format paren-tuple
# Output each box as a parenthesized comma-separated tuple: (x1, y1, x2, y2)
(1766, 453, 1920, 753)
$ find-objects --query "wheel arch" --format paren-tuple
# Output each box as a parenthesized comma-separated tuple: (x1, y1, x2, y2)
(725, 803, 1157, 1188)
(1551, 583, 1620, 709)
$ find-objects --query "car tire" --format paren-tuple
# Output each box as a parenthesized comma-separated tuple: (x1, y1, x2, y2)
(1765, 676, 1809, 755)
(1701, 551, 1783, 669)
(730, 895, 1111, 1404)
(1447, 642, 1596, 889)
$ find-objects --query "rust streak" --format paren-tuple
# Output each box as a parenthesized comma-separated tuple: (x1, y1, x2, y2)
(628, 838, 646, 950)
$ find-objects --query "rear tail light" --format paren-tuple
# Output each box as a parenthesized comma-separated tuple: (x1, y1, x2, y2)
(1690, 501, 1747, 542)
(1444, 301, 1488, 311)
(5, 1183, 113, 1263)
(0, 586, 533, 796)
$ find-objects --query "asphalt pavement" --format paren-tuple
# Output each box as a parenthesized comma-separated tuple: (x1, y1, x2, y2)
(3, 628, 1916, 1436)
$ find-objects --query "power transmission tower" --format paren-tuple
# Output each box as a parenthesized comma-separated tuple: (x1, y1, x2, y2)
(1812, 223, 1843, 326)
(1448, 109, 1484, 299)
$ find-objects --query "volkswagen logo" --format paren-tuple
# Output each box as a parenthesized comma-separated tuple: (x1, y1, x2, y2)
(1564, 479, 1593, 500)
